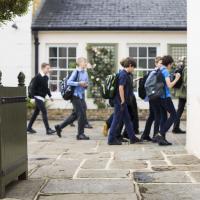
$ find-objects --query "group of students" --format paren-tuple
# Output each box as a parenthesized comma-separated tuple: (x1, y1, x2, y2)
(27, 55, 186, 146)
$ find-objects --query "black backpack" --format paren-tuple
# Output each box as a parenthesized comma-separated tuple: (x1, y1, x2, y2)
(138, 73, 149, 100)
(101, 73, 119, 99)
(145, 69, 165, 100)
(60, 70, 79, 101)
(28, 77, 36, 99)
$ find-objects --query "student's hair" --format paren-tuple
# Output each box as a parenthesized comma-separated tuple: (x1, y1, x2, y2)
(155, 56, 162, 64)
(120, 58, 126, 67)
(161, 55, 174, 66)
(41, 63, 49, 69)
(76, 57, 87, 65)
(122, 57, 137, 68)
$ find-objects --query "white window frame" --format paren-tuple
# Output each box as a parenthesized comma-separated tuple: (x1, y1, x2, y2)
(46, 44, 78, 99)
(127, 44, 160, 96)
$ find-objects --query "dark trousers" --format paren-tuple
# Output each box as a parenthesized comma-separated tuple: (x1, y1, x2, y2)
(160, 97, 177, 136)
(128, 95, 139, 134)
(28, 98, 50, 131)
(59, 96, 86, 135)
(143, 98, 161, 137)
(173, 98, 186, 130)
(108, 103, 135, 143)
(106, 95, 139, 135)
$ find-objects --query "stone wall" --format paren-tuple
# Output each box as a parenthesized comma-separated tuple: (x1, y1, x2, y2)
(27, 109, 187, 121)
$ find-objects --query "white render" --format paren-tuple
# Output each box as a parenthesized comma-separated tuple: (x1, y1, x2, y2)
(0, 8, 32, 87)
(37, 31, 186, 109)
(187, 0, 200, 157)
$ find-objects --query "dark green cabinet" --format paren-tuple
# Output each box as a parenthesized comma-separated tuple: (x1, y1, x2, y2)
(0, 87, 28, 198)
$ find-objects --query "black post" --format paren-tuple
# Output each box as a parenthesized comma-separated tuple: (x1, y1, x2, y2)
(34, 31, 40, 75)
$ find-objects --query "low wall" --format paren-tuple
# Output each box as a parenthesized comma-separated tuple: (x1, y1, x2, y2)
(27, 109, 187, 121)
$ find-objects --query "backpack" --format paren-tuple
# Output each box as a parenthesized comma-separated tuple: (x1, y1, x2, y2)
(170, 66, 184, 89)
(145, 69, 165, 100)
(138, 73, 149, 100)
(101, 73, 119, 99)
(60, 70, 79, 101)
(28, 77, 36, 99)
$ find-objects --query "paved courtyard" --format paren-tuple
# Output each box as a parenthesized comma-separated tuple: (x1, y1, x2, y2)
(4, 121, 200, 200)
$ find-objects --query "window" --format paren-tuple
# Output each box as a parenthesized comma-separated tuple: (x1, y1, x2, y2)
(129, 45, 158, 92)
(168, 44, 187, 64)
(48, 46, 77, 92)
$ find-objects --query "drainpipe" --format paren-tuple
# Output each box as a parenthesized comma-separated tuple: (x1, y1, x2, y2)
(33, 31, 39, 75)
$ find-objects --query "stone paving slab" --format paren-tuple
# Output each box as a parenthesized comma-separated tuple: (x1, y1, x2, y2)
(189, 172, 200, 182)
(42, 179, 135, 194)
(114, 150, 164, 161)
(30, 159, 81, 179)
(81, 159, 109, 169)
(167, 155, 200, 165)
(110, 160, 147, 170)
(134, 171, 192, 183)
(138, 184, 200, 200)
(152, 165, 200, 172)
(5, 179, 44, 200)
(39, 194, 138, 200)
(77, 169, 130, 179)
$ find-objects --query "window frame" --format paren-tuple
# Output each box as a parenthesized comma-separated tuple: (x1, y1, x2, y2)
(127, 44, 160, 96)
(47, 44, 78, 98)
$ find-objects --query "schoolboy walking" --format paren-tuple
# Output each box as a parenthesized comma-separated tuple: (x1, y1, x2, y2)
(155, 55, 181, 145)
(108, 57, 140, 145)
(27, 63, 55, 135)
(55, 57, 90, 140)
(172, 57, 187, 134)
(141, 56, 163, 142)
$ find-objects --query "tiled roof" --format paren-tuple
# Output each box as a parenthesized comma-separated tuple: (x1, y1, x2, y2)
(32, 0, 187, 31)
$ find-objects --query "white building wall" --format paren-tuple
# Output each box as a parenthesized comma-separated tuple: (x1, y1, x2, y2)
(0, 8, 32, 87)
(187, 0, 200, 157)
(37, 31, 186, 109)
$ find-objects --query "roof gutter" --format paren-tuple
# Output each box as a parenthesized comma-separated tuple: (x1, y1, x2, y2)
(31, 26, 187, 32)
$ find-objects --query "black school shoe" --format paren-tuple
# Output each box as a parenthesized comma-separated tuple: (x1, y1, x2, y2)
(172, 128, 186, 134)
(77, 134, 90, 140)
(85, 123, 93, 129)
(108, 139, 122, 145)
(141, 134, 152, 142)
(155, 134, 172, 146)
(55, 125, 62, 138)
(46, 128, 56, 135)
(130, 136, 141, 144)
(27, 128, 37, 134)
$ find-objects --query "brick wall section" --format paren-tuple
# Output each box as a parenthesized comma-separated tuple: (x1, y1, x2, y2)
(27, 109, 187, 121)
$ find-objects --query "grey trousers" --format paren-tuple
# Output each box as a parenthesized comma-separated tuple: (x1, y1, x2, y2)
(59, 96, 87, 135)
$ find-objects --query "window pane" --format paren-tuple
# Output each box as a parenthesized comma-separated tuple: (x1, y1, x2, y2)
(49, 47, 57, 57)
(139, 59, 147, 69)
(139, 47, 147, 57)
(68, 47, 76, 57)
(59, 59, 67, 69)
(50, 71, 58, 81)
(149, 59, 155, 69)
(49, 59, 57, 68)
(59, 71, 68, 80)
(68, 59, 76, 69)
(129, 47, 137, 57)
(50, 81, 57, 92)
(59, 47, 67, 57)
(148, 47, 157, 57)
